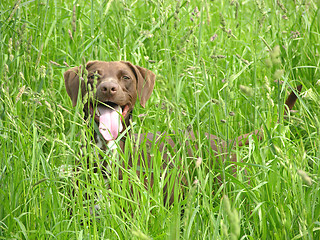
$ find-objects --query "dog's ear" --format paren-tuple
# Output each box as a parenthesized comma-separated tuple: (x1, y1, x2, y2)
(122, 62, 156, 108)
(64, 66, 82, 107)
(64, 62, 99, 107)
(86, 60, 98, 70)
(135, 65, 156, 108)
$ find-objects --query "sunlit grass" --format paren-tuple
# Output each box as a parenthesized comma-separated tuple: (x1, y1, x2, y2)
(1, 0, 319, 239)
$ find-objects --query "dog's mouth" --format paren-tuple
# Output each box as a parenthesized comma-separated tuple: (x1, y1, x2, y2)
(90, 102, 130, 142)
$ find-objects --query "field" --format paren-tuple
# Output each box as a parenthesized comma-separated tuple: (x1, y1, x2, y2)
(1, 0, 320, 239)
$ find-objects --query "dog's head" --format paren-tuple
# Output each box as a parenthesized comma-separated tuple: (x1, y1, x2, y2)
(64, 61, 155, 142)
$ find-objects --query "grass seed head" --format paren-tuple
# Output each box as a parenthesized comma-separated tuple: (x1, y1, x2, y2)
(192, 7, 200, 17)
(264, 76, 274, 107)
(236, 54, 249, 65)
(297, 170, 312, 186)
(174, 0, 181, 29)
(290, 31, 301, 39)
(265, 58, 273, 68)
(222, 195, 232, 215)
(270, 45, 281, 65)
(193, 179, 199, 185)
(63, 61, 70, 67)
(15, 85, 26, 103)
(220, 13, 226, 27)
(132, 230, 151, 240)
(8, 38, 14, 61)
(39, 65, 46, 78)
(273, 69, 284, 79)
(4, 64, 9, 74)
(211, 55, 226, 59)
(50, 60, 60, 66)
(277, 0, 287, 13)
(19, 72, 25, 81)
(211, 98, 219, 104)
(45, 101, 53, 113)
(8, 0, 21, 22)
(239, 85, 253, 96)
(222, 195, 240, 240)
(68, 29, 73, 40)
(72, 5, 77, 32)
(221, 221, 228, 238)
(195, 157, 202, 168)
(210, 34, 218, 41)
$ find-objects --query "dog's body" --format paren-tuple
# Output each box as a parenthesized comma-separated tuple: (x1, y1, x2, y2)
(64, 61, 300, 204)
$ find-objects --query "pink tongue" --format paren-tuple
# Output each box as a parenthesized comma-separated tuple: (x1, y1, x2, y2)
(98, 105, 120, 141)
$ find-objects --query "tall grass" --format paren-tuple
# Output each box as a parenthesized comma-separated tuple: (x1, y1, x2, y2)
(1, 0, 319, 239)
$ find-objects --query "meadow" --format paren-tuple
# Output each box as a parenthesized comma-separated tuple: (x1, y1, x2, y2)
(1, 0, 320, 239)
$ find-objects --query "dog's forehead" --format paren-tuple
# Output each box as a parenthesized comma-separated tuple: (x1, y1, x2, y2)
(87, 61, 132, 76)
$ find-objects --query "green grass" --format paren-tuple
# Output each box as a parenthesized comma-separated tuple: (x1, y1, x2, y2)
(1, 0, 320, 239)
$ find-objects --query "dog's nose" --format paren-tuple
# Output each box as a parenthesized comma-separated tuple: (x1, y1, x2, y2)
(99, 81, 119, 95)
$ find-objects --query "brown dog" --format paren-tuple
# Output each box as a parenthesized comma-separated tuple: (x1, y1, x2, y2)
(64, 61, 301, 204)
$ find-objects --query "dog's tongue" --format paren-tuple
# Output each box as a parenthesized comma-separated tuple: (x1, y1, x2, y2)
(98, 105, 121, 141)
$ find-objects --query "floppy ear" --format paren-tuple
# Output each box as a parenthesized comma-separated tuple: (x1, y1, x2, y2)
(86, 60, 98, 69)
(64, 66, 82, 107)
(122, 61, 156, 108)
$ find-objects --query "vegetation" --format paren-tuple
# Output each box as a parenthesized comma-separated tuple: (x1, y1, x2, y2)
(1, 0, 319, 239)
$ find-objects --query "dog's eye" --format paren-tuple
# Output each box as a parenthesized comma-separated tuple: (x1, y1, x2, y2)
(88, 73, 100, 81)
(123, 75, 131, 80)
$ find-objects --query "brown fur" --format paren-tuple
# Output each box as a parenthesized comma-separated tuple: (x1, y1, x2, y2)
(64, 61, 301, 205)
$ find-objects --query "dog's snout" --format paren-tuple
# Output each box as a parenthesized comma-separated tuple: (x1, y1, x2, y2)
(99, 81, 119, 95)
